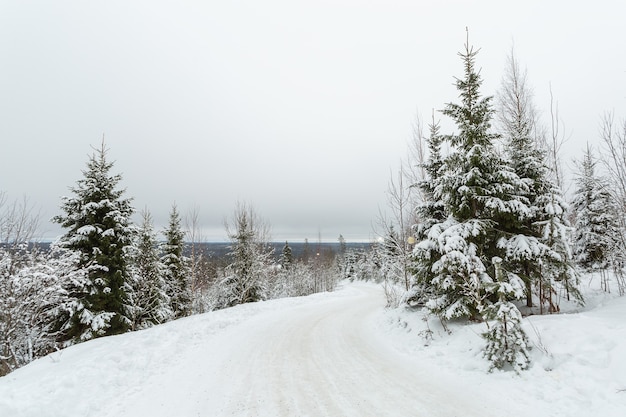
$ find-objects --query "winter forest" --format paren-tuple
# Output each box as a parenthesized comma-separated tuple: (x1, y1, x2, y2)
(2, 36, 626, 383)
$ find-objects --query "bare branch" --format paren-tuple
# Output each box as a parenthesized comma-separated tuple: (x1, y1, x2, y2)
(548, 84, 568, 188)
(0, 194, 40, 247)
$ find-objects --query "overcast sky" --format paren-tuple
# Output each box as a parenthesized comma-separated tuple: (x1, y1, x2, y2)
(1, 0, 625, 242)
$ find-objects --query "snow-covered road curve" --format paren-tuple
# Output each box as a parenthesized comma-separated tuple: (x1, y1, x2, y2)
(118, 284, 500, 417)
(213, 285, 455, 416)
(1, 284, 508, 417)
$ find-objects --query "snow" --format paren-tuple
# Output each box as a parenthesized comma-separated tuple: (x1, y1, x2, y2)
(1, 280, 625, 417)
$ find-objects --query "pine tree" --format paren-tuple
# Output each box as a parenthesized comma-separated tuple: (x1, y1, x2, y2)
(161, 204, 191, 318)
(52, 142, 134, 341)
(127, 209, 173, 329)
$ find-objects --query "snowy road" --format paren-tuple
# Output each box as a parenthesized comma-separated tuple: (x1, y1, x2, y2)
(1, 284, 508, 417)
(112, 284, 501, 417)
(208, 285, 465, 416)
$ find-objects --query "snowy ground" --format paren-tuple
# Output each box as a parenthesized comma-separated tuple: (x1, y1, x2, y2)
(1, 278, 625, 417)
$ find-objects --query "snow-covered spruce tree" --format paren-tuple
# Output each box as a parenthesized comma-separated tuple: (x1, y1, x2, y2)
(335, 234, 347, 278)
(482, 257, 531, 372)
(571, 146, 620, 287)
(214, 203, 273, 309)
(161, 204, 191, 319)
(127, 209, 173, 330)
(376, 225, 406, 307)
(408, 115, 447, 306)
(279, 241, 293, 270)
(52, 142, 134, 342)
(414, 38, 531, 322)
(415, 115, 446, 241)
(495, 50, 580, 311)
(534, 185, 582, 310)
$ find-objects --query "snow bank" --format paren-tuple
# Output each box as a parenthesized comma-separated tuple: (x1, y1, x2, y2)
(376, 275, 626, 417)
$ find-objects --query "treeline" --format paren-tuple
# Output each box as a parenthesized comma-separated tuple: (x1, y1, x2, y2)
(354, 35, 626, 373)
(0, 146, 360, 376)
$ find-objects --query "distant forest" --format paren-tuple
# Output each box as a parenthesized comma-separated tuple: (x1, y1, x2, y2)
(29, 241, 372, 261)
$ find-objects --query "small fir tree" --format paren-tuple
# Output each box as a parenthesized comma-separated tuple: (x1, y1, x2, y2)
(127, 209, 173, 329)
(571, 146, 620, 270)
(338, 234, 347, 256)
(482, 257, 531, 372)
(280, 241, 294, 270)
(161, 204, 191, 318)
(215, 203, 272, 309)
(534, 188, 582, 311)
(571, 146, 620, 292)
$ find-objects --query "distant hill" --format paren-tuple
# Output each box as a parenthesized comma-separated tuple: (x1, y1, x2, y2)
(188, 241, 372, 260)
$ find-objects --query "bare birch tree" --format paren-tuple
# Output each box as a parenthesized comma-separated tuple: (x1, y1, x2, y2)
(0, 193, 40, 249)
(598, 112, 626, 295)
(374, 112, 430, 306)
(184, 205, 212, 312)
(546, 84, 569, 190)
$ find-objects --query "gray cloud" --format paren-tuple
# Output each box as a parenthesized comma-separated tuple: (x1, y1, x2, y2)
(1, 0, 625, 241)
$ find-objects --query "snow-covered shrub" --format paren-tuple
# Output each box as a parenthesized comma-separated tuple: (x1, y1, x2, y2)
(482, 258, 531, 372)
(0, 244, 87, 375)
(482, 299, 531, 372)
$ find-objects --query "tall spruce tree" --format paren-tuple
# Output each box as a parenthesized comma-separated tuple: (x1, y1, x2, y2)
(161, 204, 191, 318)
(410, 37, 542, 371)
(52, 142, 134, 341)
(413, 38, 531, 322)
